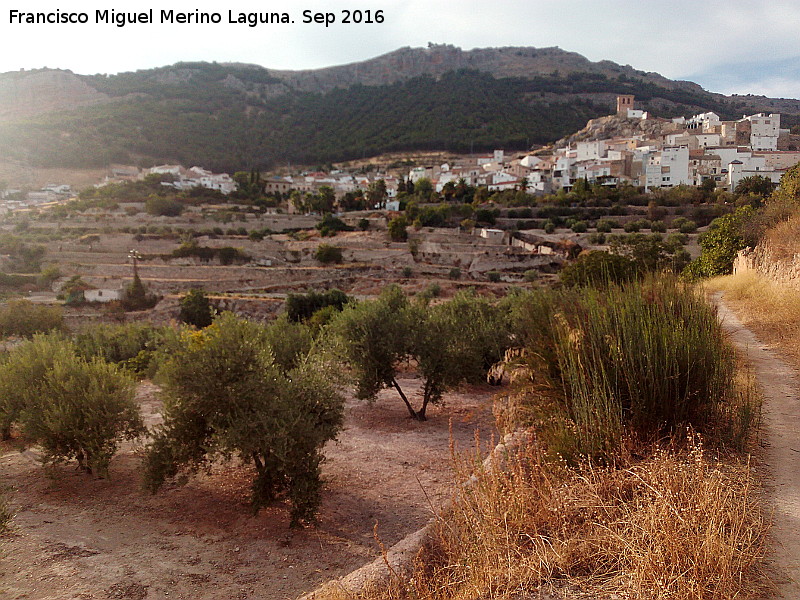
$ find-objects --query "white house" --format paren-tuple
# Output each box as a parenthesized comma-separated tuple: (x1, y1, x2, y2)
(478, 228, 507, 244)
(576, 141, 607, 162)
(84, 288, 123, 303)
(745, 113, 781, 151)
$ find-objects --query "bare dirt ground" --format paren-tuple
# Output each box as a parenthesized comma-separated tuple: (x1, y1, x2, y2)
(0, 377, 498, 600)
(715, 296, 800, 598)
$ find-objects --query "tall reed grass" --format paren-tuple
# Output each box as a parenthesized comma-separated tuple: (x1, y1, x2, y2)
(510, 276, 752, 457)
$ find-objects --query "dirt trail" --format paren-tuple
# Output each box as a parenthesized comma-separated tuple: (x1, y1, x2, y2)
(715, 295, 800, 597)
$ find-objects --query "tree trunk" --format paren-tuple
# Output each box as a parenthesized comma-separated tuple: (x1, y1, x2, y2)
(391, 378, 425, 421)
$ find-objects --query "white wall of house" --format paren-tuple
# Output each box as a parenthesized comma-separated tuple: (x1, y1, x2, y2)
(576, 141, 607, 162)
(727, 155, 768, 189)
(85, 289, 123, 303)
(660, 146, 691, 187)
(747, 114, 780, 151)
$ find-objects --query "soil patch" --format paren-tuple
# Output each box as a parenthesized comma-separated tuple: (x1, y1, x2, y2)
(0, 377, 497, 600)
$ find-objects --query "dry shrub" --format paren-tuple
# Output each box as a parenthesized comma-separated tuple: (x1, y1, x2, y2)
(359, 436, 767, 600)
(707, 271, 800, 368)
(763, 212, 800, 260)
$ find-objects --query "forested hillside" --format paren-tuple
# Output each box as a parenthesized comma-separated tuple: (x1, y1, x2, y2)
(1, 46, 799, 171)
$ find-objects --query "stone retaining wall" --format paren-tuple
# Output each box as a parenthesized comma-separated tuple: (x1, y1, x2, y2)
(734, 244, 800, 290)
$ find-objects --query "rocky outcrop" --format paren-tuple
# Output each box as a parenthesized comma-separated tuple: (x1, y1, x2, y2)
(555, 114, 683, 148)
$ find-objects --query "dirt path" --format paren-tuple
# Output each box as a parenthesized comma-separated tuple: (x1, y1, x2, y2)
(715, 295, 800, 597)
(0, 378, 498, 600)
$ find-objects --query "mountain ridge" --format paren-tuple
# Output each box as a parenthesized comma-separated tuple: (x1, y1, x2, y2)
(1, 44, 799, 171)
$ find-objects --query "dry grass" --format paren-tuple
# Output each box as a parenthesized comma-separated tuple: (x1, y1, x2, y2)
(320, 436, 767, 600)
(763, 212, 800, 260)
(706, 270, 800, 369)
(312, 279, 769, 600)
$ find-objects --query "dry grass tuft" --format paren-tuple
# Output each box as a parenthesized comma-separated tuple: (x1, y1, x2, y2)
(706, 271, 800, 368)
(320, 436, 767, 600)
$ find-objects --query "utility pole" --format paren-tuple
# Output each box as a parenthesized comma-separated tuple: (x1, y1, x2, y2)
(128, 249, 142, 279)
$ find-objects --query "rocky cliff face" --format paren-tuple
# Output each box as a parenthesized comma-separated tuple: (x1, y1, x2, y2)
(261, 44, 697, 95)
(0, 69, 110, 121)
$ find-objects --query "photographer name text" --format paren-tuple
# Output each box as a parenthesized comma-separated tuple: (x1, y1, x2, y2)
(8, 8, 385, 28)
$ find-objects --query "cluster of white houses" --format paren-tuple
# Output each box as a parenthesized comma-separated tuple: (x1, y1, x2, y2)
(263, 100, 799, 198)
(112, 164, 238, 195)
(407, 96, 799, 195)
(1, 183, 73, 209)
(7, 95, 798, 213)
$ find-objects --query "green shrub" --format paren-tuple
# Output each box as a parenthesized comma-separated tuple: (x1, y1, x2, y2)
(487, 271, 502, 283)
(143, 314, 344, 525)
(316, 215, 352, 237)
(544, 221, 556, 234)
(560, 251, 637, 287)
(314, 244, 343, 264)
(623, 221, 641, 233)
(0, 300, 63, 338)
(402, 266, 413, 278)
(523, 269, 539, 282)
(179, 289, 213, 328)
(570, 221, 588, 233)
(285, 289, 350, 322)
(511, 277, 740, 457)
(651, 220, 667, 233)
(145, 197, 183, 217)
(0, 334, 143, 475)
(121, 274, 160, 311)
(217, 246, 248, 266)
(595, 219, 617, 233)
(74, 322, 168, 375)
(421, 283, 442, 299)
(475, 208, 498, 225)
(449, 267, 462, 280)
(388, 215, 409, 241)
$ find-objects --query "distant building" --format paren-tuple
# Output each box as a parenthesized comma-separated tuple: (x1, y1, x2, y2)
(616, 95, 635, 117)
(84, 288, 123, 303)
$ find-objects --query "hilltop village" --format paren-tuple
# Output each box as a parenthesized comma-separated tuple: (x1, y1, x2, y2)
(4, 95, 796, 212)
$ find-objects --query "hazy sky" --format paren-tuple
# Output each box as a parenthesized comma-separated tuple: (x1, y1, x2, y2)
(2, 0, 799, 98)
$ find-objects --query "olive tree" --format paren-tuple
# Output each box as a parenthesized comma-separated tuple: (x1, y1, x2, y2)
(413, 292, 510, 419)
(328, 286, 419, 417)
(330, 287, 511, 421)
(143, 313, 344, 526)
(0, 334, 143, 475)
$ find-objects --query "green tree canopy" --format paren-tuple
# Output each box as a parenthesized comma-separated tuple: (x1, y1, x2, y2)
(179, 289, 214, 328)
(143, 313, 344, 525)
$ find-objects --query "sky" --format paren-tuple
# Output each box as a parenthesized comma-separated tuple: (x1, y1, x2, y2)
(2, 0, 800, 98)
